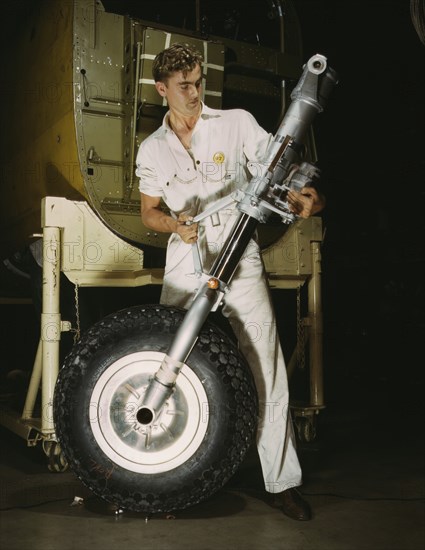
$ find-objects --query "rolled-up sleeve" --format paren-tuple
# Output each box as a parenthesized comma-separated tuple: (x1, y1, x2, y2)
(136, 141, 164, 198)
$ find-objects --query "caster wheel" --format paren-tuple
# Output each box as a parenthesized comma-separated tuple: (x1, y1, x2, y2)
(43, 440, 69, 473)
(295, 416, 317, 443)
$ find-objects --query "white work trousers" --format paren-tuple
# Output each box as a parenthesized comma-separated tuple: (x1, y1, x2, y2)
(160, 213, 302, 493)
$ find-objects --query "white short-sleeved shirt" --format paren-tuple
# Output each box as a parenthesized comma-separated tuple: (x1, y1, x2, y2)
(136, 103, 272, 219)
(136, 104, 273, 276)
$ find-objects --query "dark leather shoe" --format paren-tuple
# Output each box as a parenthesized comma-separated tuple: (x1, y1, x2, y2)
(270, 488, 312, 521)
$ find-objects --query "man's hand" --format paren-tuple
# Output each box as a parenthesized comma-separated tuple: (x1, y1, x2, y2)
(176, 213, 198, 244)
(287, 187, 326, 218)
(141, 194, 199, 243)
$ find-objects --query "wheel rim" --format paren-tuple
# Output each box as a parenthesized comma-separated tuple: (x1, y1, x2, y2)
(90, 351, 209, 474)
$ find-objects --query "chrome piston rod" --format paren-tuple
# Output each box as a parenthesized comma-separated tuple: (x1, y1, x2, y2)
(139, 285, 218, 416)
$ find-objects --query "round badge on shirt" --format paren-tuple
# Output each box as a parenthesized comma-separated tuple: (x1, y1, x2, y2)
(213, 152, 225, 164)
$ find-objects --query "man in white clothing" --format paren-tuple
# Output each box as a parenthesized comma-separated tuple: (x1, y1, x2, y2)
(136, 43, 325, 521)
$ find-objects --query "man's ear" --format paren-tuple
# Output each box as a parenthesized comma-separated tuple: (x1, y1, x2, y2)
(155, 81, 167, 97)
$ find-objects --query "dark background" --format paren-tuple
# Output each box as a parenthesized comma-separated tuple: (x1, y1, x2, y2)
(291, 0, 425, 413)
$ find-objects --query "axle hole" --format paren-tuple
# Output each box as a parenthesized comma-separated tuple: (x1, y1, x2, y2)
(137, 407, 154, 425)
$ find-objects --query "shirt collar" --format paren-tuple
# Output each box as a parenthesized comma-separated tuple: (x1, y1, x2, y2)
(161, 102, 221, 133)
(200, 103, 221, 119)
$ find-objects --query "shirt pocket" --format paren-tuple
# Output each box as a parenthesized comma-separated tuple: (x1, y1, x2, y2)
(163, 171, 200, 214)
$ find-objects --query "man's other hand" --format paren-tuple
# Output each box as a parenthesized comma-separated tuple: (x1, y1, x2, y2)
(287, 187, 326, 218)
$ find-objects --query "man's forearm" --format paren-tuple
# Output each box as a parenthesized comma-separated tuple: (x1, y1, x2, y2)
(142, 208, 178, 234)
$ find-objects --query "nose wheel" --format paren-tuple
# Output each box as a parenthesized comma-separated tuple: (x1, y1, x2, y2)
(54, 305, 258, 513)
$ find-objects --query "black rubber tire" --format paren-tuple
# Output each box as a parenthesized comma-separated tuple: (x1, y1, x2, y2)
(53, 304, 258, 513)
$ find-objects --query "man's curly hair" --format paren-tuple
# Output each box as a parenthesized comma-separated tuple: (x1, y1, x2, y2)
(152, 43, 203, 83)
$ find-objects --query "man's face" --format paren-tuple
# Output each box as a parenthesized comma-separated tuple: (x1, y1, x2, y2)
(155, 64, 202, 117)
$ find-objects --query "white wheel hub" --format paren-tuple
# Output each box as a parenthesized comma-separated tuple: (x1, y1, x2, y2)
(90, 352, 209, 473)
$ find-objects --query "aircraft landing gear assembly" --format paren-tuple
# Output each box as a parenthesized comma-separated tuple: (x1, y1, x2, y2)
(53, 305, 257, 513)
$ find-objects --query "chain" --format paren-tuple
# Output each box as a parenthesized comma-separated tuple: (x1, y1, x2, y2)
(296, 285, 306, 370)
(72, 282, 81, 344)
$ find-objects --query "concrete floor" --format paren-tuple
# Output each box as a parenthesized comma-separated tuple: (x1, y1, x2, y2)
(0, 379, 424, 550)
